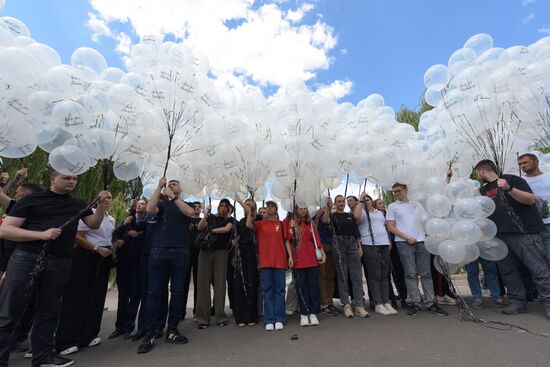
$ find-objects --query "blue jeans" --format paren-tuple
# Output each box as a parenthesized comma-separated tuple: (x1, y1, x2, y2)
(143, 247, 188, 333)
(396, 241, 435, 306)
(261, 268, 286, 324)
(542, 224, 550, 268)
(466, 258, 501, 301)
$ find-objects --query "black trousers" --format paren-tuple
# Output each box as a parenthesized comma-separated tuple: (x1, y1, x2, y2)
(114, 256, 141, 333)
(0, 249, 72, 367)
(390, 245, 408, 301)
(295, 267, 321, 315)
(181, 245, 199, 319)
(55, 247, 111, 350)
(229, 243, 259, 324)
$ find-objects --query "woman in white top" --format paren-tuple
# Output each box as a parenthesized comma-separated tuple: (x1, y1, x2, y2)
(354, 192, 397, 316)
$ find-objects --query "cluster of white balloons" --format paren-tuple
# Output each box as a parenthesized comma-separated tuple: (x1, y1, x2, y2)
(420, 175, 508, 265)
(1, 15, 549, 213)
(421, 33, 550, 174)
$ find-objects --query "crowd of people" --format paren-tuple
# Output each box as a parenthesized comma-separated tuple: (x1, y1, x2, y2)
(0, 152, 548, 367)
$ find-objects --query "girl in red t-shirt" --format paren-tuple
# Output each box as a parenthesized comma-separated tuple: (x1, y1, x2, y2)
(247, 201, 292, 331)
(284, 207, 326, 327)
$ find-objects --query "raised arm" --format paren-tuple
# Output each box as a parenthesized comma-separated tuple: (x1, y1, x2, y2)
(146, 177, 166, 215)
(321, 197, 332, 225)
(82, 197, 108, 230)
(197, 205, 212, 231)
(0, 191, 11, 209)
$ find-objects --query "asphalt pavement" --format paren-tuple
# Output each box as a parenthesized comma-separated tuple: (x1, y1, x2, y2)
(9, 298, 550, 367)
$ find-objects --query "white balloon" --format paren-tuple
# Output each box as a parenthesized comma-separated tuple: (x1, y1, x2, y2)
(48, 145, 90, 175)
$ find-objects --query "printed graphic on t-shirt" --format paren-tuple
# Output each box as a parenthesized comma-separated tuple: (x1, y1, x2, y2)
(484, 187, 499, 199)
(534, 196, 549, 219)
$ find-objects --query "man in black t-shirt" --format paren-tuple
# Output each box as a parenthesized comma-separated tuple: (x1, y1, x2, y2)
(0, 180, 45, 355)
(475, 160, 550, 320)
(137, 177, 195, 354)
(109, 199, 147, 340)
(0, 171, 108, 367)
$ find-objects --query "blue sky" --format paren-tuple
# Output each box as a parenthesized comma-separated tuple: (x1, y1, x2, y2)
(2, 0, 549, 111)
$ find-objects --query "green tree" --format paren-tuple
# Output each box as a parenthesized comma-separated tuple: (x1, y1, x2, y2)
(0, 148, 143, 203)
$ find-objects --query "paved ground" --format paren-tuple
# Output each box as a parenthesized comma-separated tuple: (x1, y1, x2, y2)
(9, 277, 550, 367)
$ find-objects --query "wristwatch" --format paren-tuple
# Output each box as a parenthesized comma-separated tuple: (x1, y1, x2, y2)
(93, 245, 99, 252)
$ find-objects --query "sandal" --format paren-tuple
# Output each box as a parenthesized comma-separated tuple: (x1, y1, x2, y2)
(198, 323, 209, 329)
(238, 323, 246, 328)
(247, 322, 256, 327)
(217, 321, 228, 327)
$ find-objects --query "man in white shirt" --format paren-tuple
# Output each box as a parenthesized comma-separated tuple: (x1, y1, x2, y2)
(55, 191, 116, 356)
(518, 153, 550, 266)
(386, 183, 448, 317)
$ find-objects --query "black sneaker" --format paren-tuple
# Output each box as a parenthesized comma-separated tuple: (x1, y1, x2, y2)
(39, 354, 74, 367)
(327, 304, 340, 315)
(407, 305, 421, 316)
(166, 330, 189, 345)
(131, 330, 145, 342)
(13, 338, 29, 353)
(137, 334, 155, 354)
(502, 303, 528, 315)
(108, 329, 125, 339)
(427, 303, 449, 316)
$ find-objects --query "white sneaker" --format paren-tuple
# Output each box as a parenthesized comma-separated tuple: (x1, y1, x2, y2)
(436, 295, 457, 305)
(300, 315, 310, 327)
(309, 314, 319, 326)
(285, 309, 294, 316)
(88, 337, 101, 347)
(275, 322, 284, 330)
(59, 346, 78, 356)
(375, 304, 391, 316)
(24, 352, 32, 359)
(265, 323, 274, 331)
(384, 303, 398, 315)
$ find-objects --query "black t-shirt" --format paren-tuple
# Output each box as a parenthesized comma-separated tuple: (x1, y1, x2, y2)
(331, 212, 360, 239)
(207, 214, 235, 250)
(0, 199, 17, 271)
(114, 217, 147, 259)
(151, 200, 191, 248)
(480, 174, 545, 234)
(7, 191, 92, 257)
(237, 215, 262, 245)
(188, 217, 202, 252)
(141, 214, 159, 256)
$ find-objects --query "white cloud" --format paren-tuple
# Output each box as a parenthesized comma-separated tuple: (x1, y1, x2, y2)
(521, 0, 536, 6)
(316, 80, 353, 100)
(87, 0, 338, 86)
(521, 13, 534, 24)
(86, 12, 113, 42)
(0, 0, 5, 11)
(539, 27, 550, 35)
(287, 3, 314, 23)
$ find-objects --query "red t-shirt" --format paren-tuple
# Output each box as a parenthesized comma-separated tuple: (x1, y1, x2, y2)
(255, 220, 288, 269)
(283, 218, 322, 269)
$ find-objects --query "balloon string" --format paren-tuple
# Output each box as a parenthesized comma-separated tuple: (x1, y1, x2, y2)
(436, 257, 547, 338)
